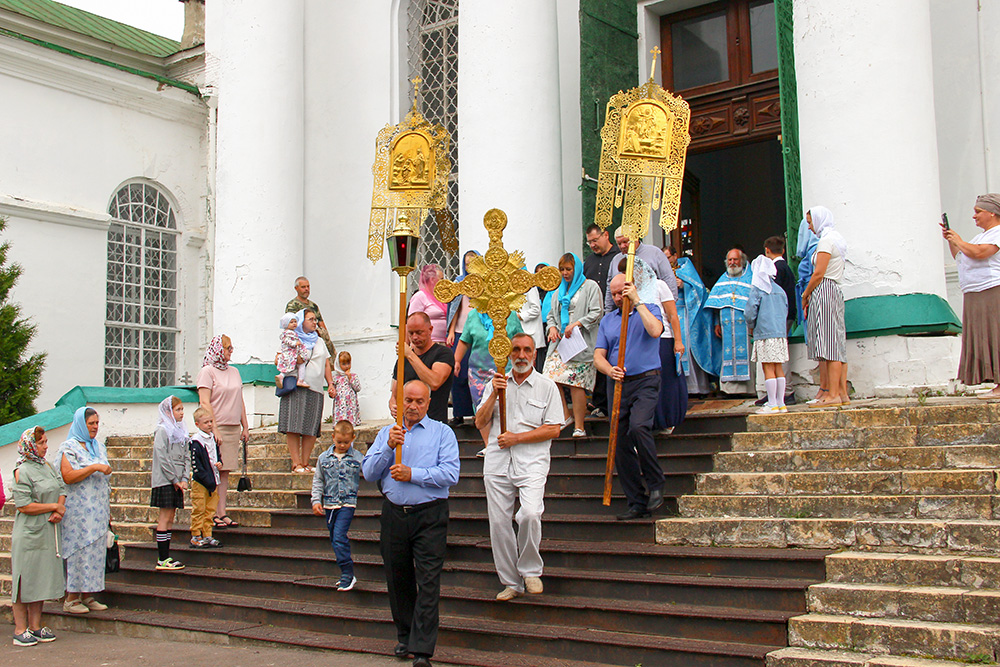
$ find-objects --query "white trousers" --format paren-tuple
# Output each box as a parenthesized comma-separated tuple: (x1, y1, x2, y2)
(484, 469, 547, 592)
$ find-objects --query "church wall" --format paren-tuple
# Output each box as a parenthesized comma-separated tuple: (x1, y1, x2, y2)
(0, 48, 208, 412)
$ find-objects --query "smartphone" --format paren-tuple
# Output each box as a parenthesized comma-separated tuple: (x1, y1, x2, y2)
(941, 212, 950, 230)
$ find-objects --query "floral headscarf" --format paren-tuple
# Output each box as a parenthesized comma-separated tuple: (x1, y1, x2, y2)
(203, 335, 229, 370)
(156, 396, 188, 445)
(15, 427, 46, 469)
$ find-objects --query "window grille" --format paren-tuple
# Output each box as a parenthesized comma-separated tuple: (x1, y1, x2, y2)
(105, 182, 179, 388)
(406, 0, 460, 283)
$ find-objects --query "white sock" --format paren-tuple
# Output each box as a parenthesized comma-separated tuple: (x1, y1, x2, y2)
(765, 378, 778, 407)
(776, 377, 786, 407)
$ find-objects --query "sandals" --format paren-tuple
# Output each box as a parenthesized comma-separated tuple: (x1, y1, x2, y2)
(213, 515, 240, 529)
(292, 465, 308, 474)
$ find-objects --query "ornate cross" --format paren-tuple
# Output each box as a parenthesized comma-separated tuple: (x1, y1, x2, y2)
(434, 209, 561, 432)
(649, 45, 661, 81)
(411, 76, 422, 110)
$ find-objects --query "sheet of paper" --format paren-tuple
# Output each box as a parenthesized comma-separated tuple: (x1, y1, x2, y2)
(557, 326, 588, 363)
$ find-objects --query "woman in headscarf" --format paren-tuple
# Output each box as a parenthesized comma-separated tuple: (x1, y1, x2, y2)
(409, 263, 448, 343)
(647, 257, 688, 432)
(943, 193, 1000, 398)
(277, 310, 336, 472)
(196, 335, 249, 527)
(534, 263, 555, 372)
(59, 407, 112, 614)
(543, 253, 603, 437)
(446, 251, 479, 426)
(11, 426, 65, 645)
(456, 311, 523, 411)
(801, 206, 849, 407)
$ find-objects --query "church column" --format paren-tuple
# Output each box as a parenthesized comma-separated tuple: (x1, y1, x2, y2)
(795, 0, 945, 299)
(458, 0, 565, 267)
(206, 0, 304, 361)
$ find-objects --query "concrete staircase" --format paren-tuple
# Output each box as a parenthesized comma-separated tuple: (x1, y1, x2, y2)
(0, 412, 829, 666)
(655, 402, 1000, 666)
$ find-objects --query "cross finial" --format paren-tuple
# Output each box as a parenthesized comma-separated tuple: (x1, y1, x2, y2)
(649, 45, 661, 81)
(411, 76, 422, 112)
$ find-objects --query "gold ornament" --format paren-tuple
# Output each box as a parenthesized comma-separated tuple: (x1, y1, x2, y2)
(368, 77, 458, 263)
(593, 46, 691, 241)
(434, 209, 560, 373)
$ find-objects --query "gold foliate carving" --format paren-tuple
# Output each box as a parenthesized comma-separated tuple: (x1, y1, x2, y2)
(368, 78, 456, 263)
(433, 208, 560, 373)
(593, 52, 691, 242)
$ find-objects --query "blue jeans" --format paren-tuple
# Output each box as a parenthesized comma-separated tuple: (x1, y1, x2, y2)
(325, 507, 355, 579)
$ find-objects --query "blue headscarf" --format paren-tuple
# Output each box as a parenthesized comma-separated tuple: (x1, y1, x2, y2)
(295, 317, 320, 353)
(68, 406, 100, 458)
(556, 254, 585, 333)
(478, 312, 495, 337)
(535, 263, 554, 325)
(447, 250, 482, 327)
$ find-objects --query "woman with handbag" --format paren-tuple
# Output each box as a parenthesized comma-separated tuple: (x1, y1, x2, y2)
(59, 406, 112, 614)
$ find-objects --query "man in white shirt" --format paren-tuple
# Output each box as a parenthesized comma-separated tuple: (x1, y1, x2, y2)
(475, 333, 563, 601)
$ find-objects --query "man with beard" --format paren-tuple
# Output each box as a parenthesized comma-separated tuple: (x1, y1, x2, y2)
(475, 333, 563, 600)
(705, 248, 755, 395)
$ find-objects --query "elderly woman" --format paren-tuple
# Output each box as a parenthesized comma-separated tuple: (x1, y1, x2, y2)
(544, 253, 603, 437)
(59, 407, 112, 614)
(11, 426, 65, 646)
(278, 309, 336, 472)
(944, 193, 1000, 398)
(801, 206, 849, 407)
(197, 335, 249, 528)
(409, 263, 448, 343)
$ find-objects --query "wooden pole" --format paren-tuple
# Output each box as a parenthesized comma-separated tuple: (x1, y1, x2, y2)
(395, 273, 407, 465)
(497, 362, 507, 435)
(603, 240, 636, 506)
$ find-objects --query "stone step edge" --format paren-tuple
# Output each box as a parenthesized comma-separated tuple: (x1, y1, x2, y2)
(655, 517, 1000, 554)
(765, 646, 982, 667)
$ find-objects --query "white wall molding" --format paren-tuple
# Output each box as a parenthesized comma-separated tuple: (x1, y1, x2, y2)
(0, 36, 206, 127)
(0, 194, 110, 230)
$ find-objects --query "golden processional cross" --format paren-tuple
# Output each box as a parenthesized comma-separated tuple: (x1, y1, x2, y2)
(434, 209, 561, 434)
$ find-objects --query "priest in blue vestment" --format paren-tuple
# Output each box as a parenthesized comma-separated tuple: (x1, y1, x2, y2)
(673, 255, 720, 395)
(705, 248, 755, 395)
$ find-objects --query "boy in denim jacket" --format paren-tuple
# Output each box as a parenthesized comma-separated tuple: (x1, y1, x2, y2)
(311, 420, 364, 591)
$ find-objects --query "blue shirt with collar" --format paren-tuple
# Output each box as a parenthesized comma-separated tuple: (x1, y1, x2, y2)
(361, 415, 460, 506)
(595, 302, 663, 376)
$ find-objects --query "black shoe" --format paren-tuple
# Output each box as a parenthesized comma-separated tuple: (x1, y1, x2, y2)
(754, 396, 768, 406)
(413, 657, 432, 667)
(646, 487, 665, 513)
(394, 643, 410, 658)
(616, 507, 651, 521)
(448, 417, 464, 427)
(784, 394, 797, 405)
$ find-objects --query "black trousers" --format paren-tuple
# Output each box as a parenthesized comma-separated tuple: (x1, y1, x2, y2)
(592, 367, 609, 414)
(610, 374, 665, 510)
(380, 498, 449, 657)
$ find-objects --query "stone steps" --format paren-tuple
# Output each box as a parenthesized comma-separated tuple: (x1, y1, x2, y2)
(695, 469, 996, 496)
(767, 647, 987, 667)
(715, 444, 1000, 474)
(678, 494, 1000, 521)
(733, 424, 1000, 452)
(745, 404, 1000, 433)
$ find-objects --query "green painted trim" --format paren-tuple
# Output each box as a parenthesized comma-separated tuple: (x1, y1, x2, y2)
(0, 27, 200, 95)
(231, 363, 281, 387)
(788, 293, 961, 343)
(775, 0, 803, 272)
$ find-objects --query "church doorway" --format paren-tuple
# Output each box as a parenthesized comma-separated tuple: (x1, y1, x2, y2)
(655, 0, 788, 285)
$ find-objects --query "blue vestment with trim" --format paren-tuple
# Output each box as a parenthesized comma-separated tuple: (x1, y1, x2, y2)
(675, 258, 721, 378)
(705, 269, 753, 382)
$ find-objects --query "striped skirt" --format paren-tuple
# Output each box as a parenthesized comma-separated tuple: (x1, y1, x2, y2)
(958, 285, 1000, 385)
(278, 387, 324, 437)
(807, 279, 847, 362)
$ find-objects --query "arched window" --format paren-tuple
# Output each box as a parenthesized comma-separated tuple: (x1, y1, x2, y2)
(105, 182, 179, 388)
(407, 0, 459, 279)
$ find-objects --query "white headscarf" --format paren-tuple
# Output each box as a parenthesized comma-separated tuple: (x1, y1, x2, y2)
(632, 258, 660, 304)
(750, 255, 776, 294)
(279, 312, 297, 330)
(809, 206, 848, 260)
(156, 396, 188, 445)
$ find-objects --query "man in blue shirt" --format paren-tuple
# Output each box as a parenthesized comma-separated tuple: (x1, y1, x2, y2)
(362, 380, 460, 667)
(594, 274, 666, 521)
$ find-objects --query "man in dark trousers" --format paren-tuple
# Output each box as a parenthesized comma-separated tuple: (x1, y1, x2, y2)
(583, 224, 616, 417)
(390, 312, 455, 423)
(362, 380, 460, 667)
(594, 274, 666, 521)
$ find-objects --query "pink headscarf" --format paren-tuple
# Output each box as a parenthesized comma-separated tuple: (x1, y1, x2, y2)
(203, 335, 229, 370)
(418, 264, 447, 314)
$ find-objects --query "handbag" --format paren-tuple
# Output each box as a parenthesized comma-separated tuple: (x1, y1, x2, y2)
(236, 435, 252, 492)
(105, 525, 120, 573)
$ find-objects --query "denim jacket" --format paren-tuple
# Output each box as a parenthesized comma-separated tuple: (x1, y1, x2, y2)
(744, 284, 789, 341)
(311, 445, 363, 508)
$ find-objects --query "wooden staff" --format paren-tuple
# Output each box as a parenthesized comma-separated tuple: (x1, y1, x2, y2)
(603, 240, 636, 506)
(395, 274, 407, 465)
(497, 361, 508, 435)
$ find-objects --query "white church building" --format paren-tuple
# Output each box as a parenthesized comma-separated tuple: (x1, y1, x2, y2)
(1, 0, 997, 429)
